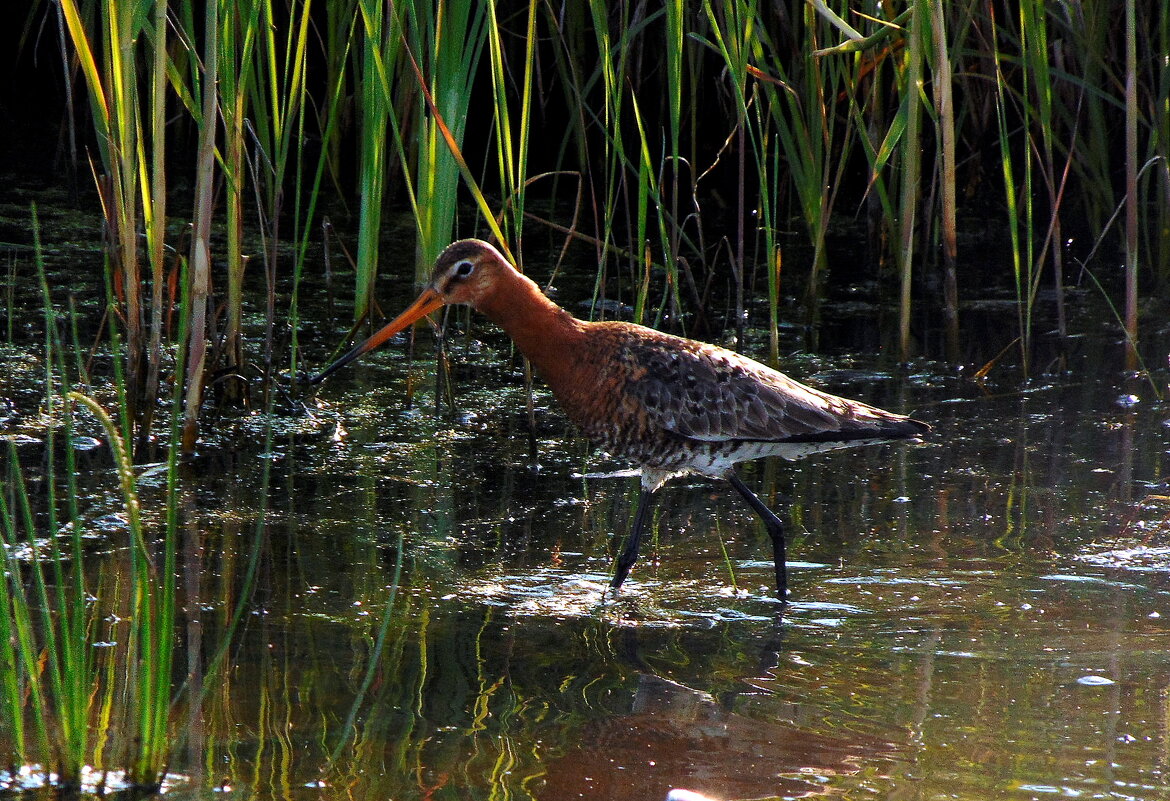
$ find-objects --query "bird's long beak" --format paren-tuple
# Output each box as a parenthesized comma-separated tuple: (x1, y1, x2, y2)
(309, 287, 446, 384)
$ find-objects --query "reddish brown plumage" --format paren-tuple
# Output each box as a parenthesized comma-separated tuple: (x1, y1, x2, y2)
(417, 241, 927, 489)
(313, 238, 929, 599)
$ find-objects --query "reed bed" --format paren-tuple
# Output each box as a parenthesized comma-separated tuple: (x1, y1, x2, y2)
(1, 216, 178, 789)
(36, 1, 1166, 451)
(1, 212, 278, 790)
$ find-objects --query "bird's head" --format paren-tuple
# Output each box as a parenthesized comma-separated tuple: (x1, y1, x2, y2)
(310, 239, 511, 384)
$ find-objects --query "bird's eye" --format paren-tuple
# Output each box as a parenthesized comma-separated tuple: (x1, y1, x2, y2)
(453, 259, 475, 279)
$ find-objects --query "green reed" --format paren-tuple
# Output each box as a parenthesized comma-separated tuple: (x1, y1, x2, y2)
(141, 0, 168, 455)
(700, 0, 760, 345)
(897, 0, 925, 361)
(56, 0, 320, 452)
(180, 0, 217, 454)
(68, 391, 177, 786)
(1019, 0, 1063, 347)
(588, 5, 685, 326)
(0, 443, 59, 778)
(353, 0, 394, 320)
(216, 0, 312, 398)
(57, 0, 149, 441)
(664, 0, 686, 269)
(45, 0, 1170, 435)
(0, 210, 93, 784)
(486, 0, 538, 254)
(1, 212, 180, 789)
(586, 1, 631, 318)
(988, 0, 1078, 375)
(757, 3, 854, 336)
(217, 1, 250, 406)
(290, 4, 356, 380)
(987, 4, 1026, 373)
(414, 0, 488, 269)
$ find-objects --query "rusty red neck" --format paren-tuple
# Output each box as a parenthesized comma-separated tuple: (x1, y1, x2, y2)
(470, 265, 587, 391)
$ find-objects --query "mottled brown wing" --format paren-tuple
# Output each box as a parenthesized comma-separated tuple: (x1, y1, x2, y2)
(619, 334, 907, 444)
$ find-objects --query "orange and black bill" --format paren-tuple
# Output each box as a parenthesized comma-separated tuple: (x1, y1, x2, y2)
(309, 288, 446, 384)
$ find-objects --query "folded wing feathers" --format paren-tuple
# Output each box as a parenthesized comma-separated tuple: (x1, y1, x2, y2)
(624, 337, 922, 444)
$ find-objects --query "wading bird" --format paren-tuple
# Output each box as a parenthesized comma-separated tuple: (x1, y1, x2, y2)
(311, 239, 928, 599)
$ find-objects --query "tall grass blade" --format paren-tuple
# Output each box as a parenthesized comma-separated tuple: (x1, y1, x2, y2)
(57, 0, 152, 439)
(1123, 0, 1139, 370)
(354, 0, 394, 321)
(139, 0, 168, 457)
(416, 0, 487, 269)
(398, 34, 510, 262)
(217, 0, 257, 405)
(485, 0, 537, 254)
(897, 1, 925, 360)
(988, 4, 1028, 374)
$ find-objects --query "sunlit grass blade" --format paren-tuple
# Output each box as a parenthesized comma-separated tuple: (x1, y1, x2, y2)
(896, 1, 925, 360)
(32, 205, 88, 784)
(398, 31, 510, 263)
(0, 444, 55, 774)
(988, 3, 1029, 374)
(354, 0, 394, 321)
(0, 207, 184, 788)
(417, 0, 488, 270)
(57, 0, 151, 440)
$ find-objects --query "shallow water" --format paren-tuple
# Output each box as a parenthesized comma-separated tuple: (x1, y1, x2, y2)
(4, 284, 1170, 800)
(167, 349, 1170, 798)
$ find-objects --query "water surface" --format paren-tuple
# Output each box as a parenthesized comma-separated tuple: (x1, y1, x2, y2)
(174, 327, 1170, 800)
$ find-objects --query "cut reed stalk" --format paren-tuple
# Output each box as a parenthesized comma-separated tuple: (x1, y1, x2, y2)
(930, 0, 959, 361)
(182, 0, 219, 455)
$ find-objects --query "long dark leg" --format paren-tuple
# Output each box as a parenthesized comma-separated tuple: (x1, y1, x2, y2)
(611, 488, 655, 591)
(728, 471, 788, 600)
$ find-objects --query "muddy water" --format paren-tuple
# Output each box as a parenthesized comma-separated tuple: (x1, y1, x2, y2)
(130, 318, 1165, 801)
(4, 286, 1170, 799)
